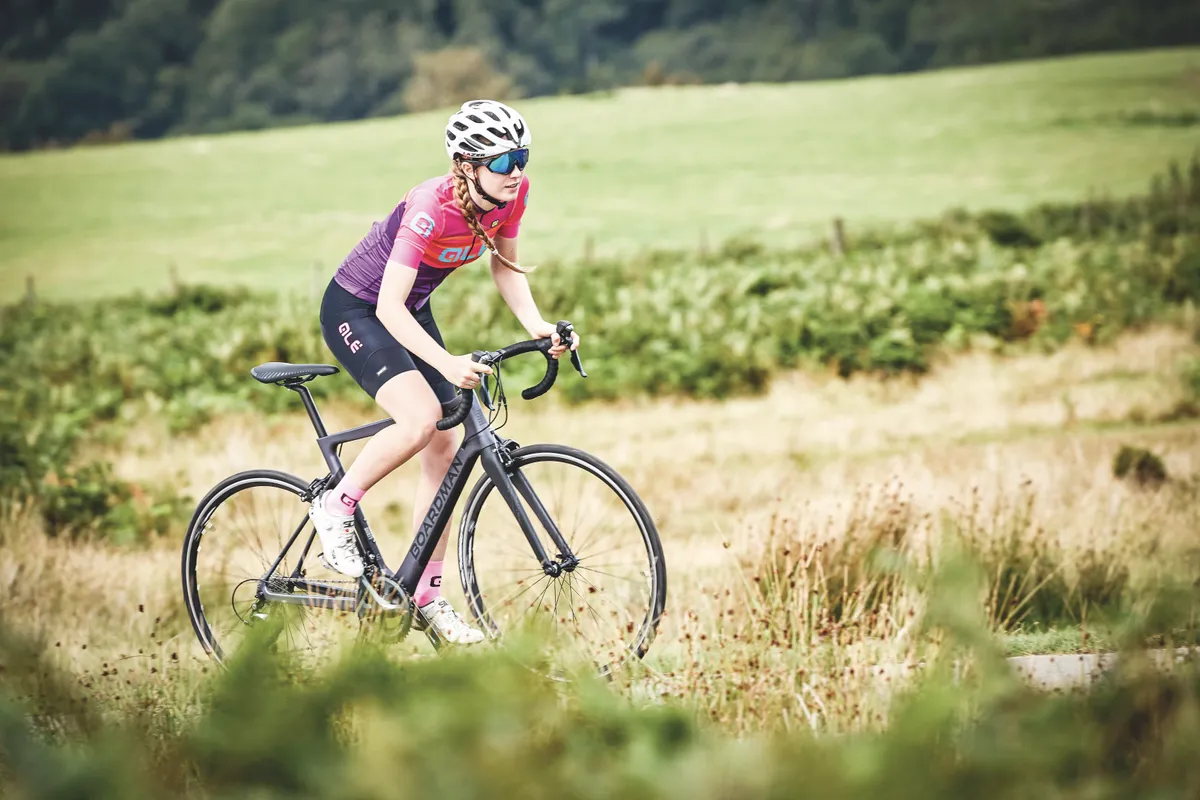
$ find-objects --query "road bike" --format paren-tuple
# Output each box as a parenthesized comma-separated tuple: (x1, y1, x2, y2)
(180, 322, 666, 676)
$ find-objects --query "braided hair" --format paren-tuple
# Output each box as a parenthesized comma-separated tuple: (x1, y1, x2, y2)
(451, 162, 534, 274)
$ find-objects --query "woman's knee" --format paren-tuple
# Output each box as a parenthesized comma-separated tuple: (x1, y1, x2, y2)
(374, 372, 443, 445)
(421, 427, 459, 469)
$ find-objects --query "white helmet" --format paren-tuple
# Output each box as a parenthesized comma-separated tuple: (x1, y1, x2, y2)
(444, 99, 531, 161)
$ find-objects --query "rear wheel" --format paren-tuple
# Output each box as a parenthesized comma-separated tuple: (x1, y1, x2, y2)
(181, 470, 410, 666)
(457, 445, 666, 677)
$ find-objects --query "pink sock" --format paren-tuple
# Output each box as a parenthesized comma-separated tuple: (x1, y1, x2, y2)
(414, 560, 444, 607)
(325, 481, 365, 517)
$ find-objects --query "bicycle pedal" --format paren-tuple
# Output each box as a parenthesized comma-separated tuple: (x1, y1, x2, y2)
(410, 609, 448, 649)
(318, 552, 334, 572)
(411, 608, 430, 631)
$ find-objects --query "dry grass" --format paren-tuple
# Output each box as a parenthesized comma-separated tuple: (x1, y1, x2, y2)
(4, 326, 1199, 733)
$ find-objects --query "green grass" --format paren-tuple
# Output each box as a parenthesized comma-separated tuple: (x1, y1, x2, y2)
(0, 48, 1198, 301)
(1002, 628, 1115, 657)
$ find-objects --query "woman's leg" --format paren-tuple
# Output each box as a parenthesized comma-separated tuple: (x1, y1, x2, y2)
(412, 426, 459, 556)
(338, 370, 443, 492)
(356, 381, 480, 642)
(410, 426, 459, 605)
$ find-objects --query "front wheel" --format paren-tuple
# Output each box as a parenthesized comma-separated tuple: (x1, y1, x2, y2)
(457, 444, 666, 676)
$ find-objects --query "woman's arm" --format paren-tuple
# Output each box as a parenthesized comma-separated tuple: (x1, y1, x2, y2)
(375, 261, 450, 368)
(376, 258, 491, 387)
(490, 236, 578, 356)
(489, 236, 545, 337)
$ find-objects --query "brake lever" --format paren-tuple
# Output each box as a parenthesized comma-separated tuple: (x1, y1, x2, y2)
(570, 348, 587, 378)
(555, 319, 588, 378)
(472, 350, 494, 410)
(480, 375, 494, 410)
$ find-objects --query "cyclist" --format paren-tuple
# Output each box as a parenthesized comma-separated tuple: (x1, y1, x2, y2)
(314, 99, 578, 645)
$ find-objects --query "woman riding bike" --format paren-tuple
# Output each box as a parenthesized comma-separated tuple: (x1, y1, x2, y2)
(314, 99, 579, 645)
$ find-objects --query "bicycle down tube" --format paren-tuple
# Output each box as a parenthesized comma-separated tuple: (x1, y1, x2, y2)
(292, 387, 572, 600)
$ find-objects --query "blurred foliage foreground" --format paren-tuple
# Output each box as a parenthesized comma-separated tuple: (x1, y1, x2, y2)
(2, 564, 1199, 799)
(1, 156, 1199, 542)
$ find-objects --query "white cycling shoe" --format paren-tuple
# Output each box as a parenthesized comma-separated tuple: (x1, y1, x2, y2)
(417, 596, 486, 645)
(308, 490, 364, 578)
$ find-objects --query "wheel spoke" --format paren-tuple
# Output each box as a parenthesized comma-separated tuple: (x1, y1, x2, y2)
(186, 476, 361, 667)
(460, 449, 663, 677)
(529, 575, 557, 615)
(576, 564, 647, 585)
(573, 571, 643, 631)
(483, 573, 551, 615)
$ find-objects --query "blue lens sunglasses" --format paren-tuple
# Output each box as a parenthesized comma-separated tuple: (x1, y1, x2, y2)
(472, 148, 530, 175)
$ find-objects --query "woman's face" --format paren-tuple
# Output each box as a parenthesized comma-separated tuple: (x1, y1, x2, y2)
(469, 159, 524, 205)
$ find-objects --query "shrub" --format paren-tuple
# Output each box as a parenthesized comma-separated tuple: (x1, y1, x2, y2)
(402, 47, 522, 113)
(1113, 446, 1169, 488)
(37, 461, 192, 544)
(2, 574, 1199, 798)
(3, 158, 1198, 539)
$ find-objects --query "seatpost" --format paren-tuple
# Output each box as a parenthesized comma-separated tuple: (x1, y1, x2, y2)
(290, 384, 328, 437)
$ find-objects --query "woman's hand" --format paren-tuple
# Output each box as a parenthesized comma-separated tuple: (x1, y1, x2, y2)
(439, 353, 493, 389)
(527, 319, 580, 360)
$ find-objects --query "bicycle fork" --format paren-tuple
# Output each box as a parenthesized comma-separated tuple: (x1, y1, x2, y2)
(481, 444, 580, 577)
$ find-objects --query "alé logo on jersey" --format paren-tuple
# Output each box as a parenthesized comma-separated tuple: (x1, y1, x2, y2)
(438, 240, 486, 264)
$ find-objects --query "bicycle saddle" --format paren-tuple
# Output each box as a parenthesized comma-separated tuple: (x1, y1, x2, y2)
(250, 362, 339, 384)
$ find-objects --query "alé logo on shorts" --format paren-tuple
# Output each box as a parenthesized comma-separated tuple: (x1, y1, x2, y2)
(438, 240, 486, 264)
(338, 321, 362, 354)
(409, 454, 464, 559)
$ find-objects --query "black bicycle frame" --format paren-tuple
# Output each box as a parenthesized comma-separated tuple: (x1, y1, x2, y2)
(261, 383, 576, 611)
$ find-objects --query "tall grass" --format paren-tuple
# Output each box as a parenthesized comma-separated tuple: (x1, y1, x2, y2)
(1, 322, 1196, 758)
(4, 564, 1199, 799)
(740, 476, 1199, 637)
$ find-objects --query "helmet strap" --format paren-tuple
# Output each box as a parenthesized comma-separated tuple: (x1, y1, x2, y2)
(457, 157, 508, 210)
(470, 169, 508, 210)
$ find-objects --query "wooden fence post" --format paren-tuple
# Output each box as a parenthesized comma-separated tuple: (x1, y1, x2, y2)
(311, 262, 321, 300)
(25, 275, 35, 307)
(168, 263, 181, 294)
(829, 217, 847, 258)
(582, 235, 594, 265)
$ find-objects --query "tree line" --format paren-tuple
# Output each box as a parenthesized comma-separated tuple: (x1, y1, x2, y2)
(1, 0, 1197, 150)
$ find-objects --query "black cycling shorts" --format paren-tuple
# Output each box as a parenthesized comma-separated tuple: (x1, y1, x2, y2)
(319, 278, 456, 403)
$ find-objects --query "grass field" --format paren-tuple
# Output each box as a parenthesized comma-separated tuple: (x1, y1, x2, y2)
(0, 48, 1198, 301)
(3, 43, 1200, 792)
(5, 325, 1198, 736)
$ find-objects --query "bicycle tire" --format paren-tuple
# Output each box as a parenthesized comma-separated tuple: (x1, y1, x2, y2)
(457, 444, 666, 677)
(181, 469, 374, 665)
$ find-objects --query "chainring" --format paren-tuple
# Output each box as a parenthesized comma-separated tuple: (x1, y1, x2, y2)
(357, 573, 416, 645)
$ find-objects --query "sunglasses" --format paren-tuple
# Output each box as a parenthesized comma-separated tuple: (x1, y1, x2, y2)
(471, 148, 530, 175)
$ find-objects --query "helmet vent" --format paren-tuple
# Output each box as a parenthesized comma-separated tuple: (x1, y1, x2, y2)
(445, 101, 530, 160)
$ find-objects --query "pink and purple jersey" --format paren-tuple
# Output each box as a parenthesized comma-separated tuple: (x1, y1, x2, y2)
(334, 173, 530, 309)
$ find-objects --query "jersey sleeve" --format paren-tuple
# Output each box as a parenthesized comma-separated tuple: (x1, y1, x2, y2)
(390, 190, 442, 268)
(496, 176, 530, 238)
